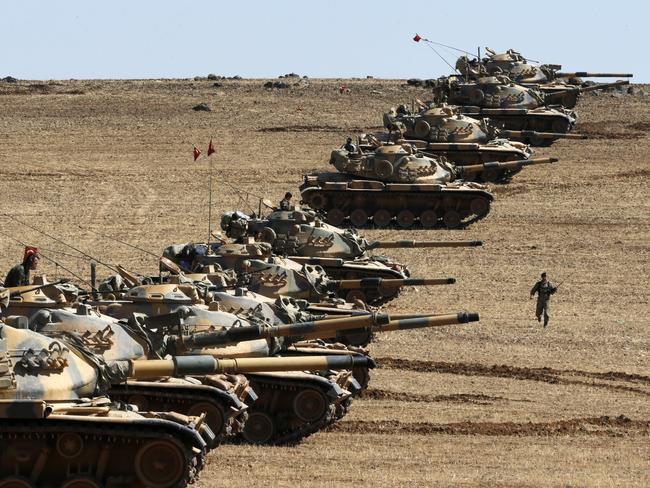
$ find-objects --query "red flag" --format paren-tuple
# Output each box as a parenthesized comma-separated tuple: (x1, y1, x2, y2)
(193, 146, 202, 161)
(413, 33, 422, 42)
(207, 139, 215, 156)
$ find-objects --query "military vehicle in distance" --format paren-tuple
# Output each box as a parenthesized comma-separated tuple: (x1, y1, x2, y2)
(429, 74, 628, 141)
(160, 241, 454, 304)
(220, 208, 482, 296)
(301, 142, 497, 228)
(381, 104, 581, 167)
(455, 47, 632, 107)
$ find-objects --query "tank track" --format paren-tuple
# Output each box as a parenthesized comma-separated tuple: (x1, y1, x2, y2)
(0, 418, 204, 488)
(301, 185, 493, 229)
(239, 373, 346, 445)
(107, 382, 247, 445)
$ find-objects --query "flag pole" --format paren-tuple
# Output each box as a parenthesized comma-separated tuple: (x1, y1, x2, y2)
(207, 156, 213, 245)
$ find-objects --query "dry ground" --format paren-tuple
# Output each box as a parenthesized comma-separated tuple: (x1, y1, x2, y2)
(0, 78, 648, 487)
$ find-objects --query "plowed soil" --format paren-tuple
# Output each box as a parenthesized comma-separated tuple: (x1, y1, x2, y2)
(1, 79, 648, 487)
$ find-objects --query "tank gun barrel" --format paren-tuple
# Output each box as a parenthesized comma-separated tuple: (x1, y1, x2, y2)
(545, 80, 629, 100)
(175, 313, 390, 349)
(377, 312, 479, 332)
(555, 72, 633, 78)
(367, 240, 483, 250)
(333, 277, 456, 290)
(501, 130, 587, 140)
(123, 354, 376, 379)
(458, 157, 558, 175)
(5, 280, 68, 298)
(298, 311, 479, 340)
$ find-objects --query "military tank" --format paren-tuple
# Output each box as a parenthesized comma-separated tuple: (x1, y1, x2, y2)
(0, 310, 374, 483)
(457, 48, 633, 82)
(0, 309, 212, 488)
(160, 241, 455, 304)
(456, 48, 633, 103)
(301, 142, 496, 228)
(3, 283, 252, 443)
(220, 208, 482, 298)
(329, 141, 556, 185)
(86, 283, 378, 444)
(430, 75, 577, 139)
(381, 104, 581, 169)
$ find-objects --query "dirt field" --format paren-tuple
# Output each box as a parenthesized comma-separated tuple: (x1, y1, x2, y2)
(1, 78, 648, 487)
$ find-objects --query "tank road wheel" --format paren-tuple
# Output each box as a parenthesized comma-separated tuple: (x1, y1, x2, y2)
(293, 389, 328, 422)
(56, 432, 84, 459)
(372, 209, 392, 228)
(396, 210, 415, 229)
(327, 208, 346, 227)
(374, 159, 394, 179)
(309, 193, 327, 210)
(134, 440, 186, 488)
(419, 209, 439, 229)
(470, 198, 489, 216)
(243, 412, 275, 444)
(443, 210, 462, 229)
(350, 209, 369, 227)
(414, 120, 431, 139)
(61, 478, 102, 488)
(0, 478, 35, 488)
(345, 290, 367, 303)
(187, 402, 225, 438)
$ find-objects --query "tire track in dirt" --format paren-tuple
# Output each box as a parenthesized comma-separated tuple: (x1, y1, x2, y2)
(362, 388, 517, 405)
(377, 357, 650, 397)
(331, 416, 650, 437)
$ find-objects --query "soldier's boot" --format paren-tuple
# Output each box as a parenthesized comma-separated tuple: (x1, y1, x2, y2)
(543, 316, 549, 328)
(537, 315, 541, 323)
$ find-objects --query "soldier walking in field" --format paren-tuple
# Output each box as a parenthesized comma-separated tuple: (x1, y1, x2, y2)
(530, 272, 557, 328)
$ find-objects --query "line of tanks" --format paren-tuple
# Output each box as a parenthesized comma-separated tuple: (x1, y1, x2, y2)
(0, 46, 632, 487)
(1, 219, 482, 486)
(299, 47, 631, 229)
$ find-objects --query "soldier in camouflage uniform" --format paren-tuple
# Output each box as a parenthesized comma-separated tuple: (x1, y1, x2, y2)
(279, 192, 293, 211)
(530, 272, 557, 328)
(3, 246, 40, 287)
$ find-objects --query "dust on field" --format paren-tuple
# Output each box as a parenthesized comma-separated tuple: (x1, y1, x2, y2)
(0, 79, 648, 487)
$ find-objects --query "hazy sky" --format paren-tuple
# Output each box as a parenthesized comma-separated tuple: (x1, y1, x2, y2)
(2, 1, 646, 81)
